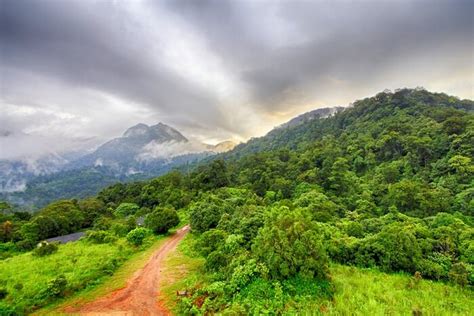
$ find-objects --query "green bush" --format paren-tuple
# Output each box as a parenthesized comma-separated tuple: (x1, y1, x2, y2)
(196, 229, 227, 256)
(111, 222, 130, 237)
(85, 230, 117, 244)
(189, 202, 224, 234)
(93, 216, 113, 230)
(0, 304, 15, 316)
(15, 239, 36, 251)
(448, 262, 469, 287)
(44, 275, 67, 298)
(126, 227, 150, 246)
(252, 207, 330, 280)
(352, 221, 423, 273)
(145, 207, 179, 234)
(114, 203, 140, 218)
(32, 241, 59, 257)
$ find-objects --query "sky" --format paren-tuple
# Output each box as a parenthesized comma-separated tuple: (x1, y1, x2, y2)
(1, 0, 473, 159)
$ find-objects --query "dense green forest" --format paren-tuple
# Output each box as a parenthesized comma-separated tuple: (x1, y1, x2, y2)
(0, 88, 473, 314)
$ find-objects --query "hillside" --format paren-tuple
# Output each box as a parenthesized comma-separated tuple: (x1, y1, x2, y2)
(0, 123, 235, 209)
(0, 88, 473, 315)
(226, 88, 473, 158)
(71, 122, 188, 168)
(157, 234, 473, 315)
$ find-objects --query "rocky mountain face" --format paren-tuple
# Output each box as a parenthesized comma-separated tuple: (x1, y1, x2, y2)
(70, 123, 190, 169)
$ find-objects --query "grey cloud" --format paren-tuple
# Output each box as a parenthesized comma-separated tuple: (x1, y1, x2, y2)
(167, 0, 473, 110)
(1, 0, 473, 159)
(1, 0, 228, 133)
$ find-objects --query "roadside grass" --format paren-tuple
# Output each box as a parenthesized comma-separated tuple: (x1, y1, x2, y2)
(159, 235, 473, 315)
(0, 238, 130, 314)
(259, 265, 473, 315)
(320, 265, 474, 315)
(31, 220, 187, 315)
(159, 233, 206, 314)
(32, 234, 167, 315)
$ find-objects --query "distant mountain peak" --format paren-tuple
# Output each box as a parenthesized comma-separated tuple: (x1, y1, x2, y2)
(203, 140, 237, 153)
(122, 122, 187, 143)
(277, 106, 344, 130)
(150, 122, 187, 142)
(213, 140, 237, 152)
(123, 123, 150, 138)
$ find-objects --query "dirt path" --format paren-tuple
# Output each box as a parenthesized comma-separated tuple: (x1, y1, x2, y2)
(65, 225, 190, 316)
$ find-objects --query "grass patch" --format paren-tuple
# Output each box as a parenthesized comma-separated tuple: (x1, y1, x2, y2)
(0, 239, 131, 314)
(32, 234, 167, 315)
(162, 240, 473, 315)
(320, 265, 474, 315)
(159, 233, 206, 314)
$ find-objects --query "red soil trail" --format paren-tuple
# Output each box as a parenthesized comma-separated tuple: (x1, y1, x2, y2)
(64, 225, 190, 316)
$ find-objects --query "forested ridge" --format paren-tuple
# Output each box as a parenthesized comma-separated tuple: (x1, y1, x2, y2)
(1, 88, 473, 314)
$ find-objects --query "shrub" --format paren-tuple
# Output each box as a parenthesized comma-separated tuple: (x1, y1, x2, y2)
(114, 203, 140, 218)
(189, 202, 224, 234)
(145, 207, 179, 234)
(205, 250, 229, 272)
(126, 227, 150, 246)
(449, 262, 469, 287)
(85, 230, 117, 244)
(32, 241, 59, 257)
(15, 239, 36, 251)
(196, 229, 227, 256)
(252, 207, 330, 280)
(93, 216, 113, 230)
(0, 242, 17, 253)
(356, 223, 422, 273)
(13, 283, 23, 291)
(111, 223, 129, 237)
(44, 275, 68, 298)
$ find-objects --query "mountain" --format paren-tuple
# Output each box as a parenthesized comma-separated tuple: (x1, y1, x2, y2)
(207, 141, 238, 153)
(222, 107, 345, 159)
(70, 122, 189, 170)
(276, 106, 345, 129)
(226, 89, 474, 160)
(0, 122, 235, 209)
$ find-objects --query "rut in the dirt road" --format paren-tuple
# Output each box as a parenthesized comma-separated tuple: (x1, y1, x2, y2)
(64, 225, 190, 316)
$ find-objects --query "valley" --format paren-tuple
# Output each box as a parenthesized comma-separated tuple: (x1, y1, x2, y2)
(0, 89, 473, 315)
(0, 123, 236, 209)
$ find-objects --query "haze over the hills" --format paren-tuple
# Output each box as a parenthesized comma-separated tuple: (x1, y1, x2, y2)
(0, 0, 473, 314)
(1, 0, 473, 160)
(0, 121, 237, 196)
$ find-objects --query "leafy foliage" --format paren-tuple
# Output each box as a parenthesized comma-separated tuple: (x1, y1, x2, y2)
(126, 227, 150, 246)
(1, 88, 473, 314)
(32, 241, 59, 257)
(252, 207, 329, 280)
(144, 207, 179, 234)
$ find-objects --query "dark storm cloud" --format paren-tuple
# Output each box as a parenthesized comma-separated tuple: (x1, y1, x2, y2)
(0, 0, 227, 130)
(1, 0, 473, 158)
(167, 0, 474, 110)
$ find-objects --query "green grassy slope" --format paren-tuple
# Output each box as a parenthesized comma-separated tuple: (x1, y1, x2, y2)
(162, 235, 473, 315)
(0, 236, 162, 315)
